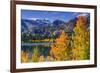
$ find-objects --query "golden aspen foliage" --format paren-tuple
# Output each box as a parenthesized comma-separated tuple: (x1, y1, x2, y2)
(50, 30, 69, 61)
(21, 50, 29, 62)
(47, 56, 54, 61)
(72, 16, 90, 60)
(39, 55, 45, 62)
(32, 47, 40, 62)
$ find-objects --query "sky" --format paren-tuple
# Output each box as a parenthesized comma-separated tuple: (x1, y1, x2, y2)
(21, 9, 89, 22)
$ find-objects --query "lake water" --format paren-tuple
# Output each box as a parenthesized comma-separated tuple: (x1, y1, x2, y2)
(21, 42, 55, 57)
(21, 42, 55, 46)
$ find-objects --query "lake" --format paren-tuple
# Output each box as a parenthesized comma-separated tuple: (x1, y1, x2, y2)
(21, 42, 55, 57)
(21, 42, 55, 46)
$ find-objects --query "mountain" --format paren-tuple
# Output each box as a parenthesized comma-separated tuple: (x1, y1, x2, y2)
(65, 17, 77, 33)
(21, 14, 90, 40)
(21, 18, 77, 37)
(21, 19, 51, 34)
(53, 19, 66, 26)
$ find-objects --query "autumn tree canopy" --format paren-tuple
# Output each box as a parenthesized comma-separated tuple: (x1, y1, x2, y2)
(72, 16, 90, 60)
(50, 30, 69, 61)
(32, 47, 40, 62)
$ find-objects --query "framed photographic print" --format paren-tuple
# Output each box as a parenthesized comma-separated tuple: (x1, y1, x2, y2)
(10, 0, 97, 72)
